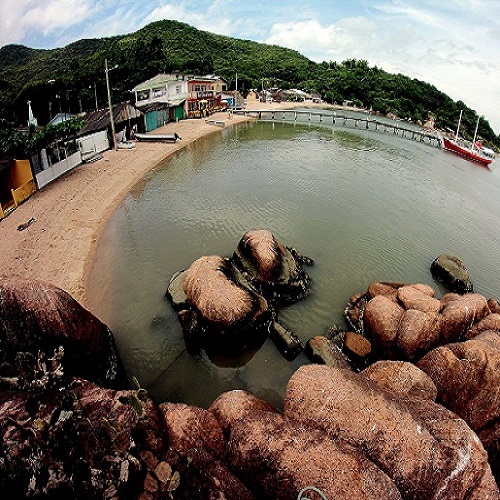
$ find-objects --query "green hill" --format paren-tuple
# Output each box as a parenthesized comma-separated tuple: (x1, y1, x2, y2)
(0, 19, 498, 148)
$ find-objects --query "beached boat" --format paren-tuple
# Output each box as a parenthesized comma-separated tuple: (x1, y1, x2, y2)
(134, 132, 181, 143)
(442, 111, 494, 167)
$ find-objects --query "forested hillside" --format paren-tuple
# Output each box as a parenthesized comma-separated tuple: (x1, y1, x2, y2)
(0, 19, 498, 148)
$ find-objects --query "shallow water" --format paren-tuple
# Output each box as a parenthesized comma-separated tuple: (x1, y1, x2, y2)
(87, 115, 500, 409)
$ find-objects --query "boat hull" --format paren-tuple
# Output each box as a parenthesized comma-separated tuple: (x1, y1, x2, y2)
(442, 138, 493, 166)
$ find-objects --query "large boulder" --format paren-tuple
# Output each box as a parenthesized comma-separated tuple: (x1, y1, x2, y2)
(228, 411, 401, 500)
(159, 402, 226, 461)
(164, 448, 255, 500)
(0, 378, 171, 498)
(431, 254, 473, 294)
(177, 255, 272, 352)
(417, 331, 500, 480)
(284, 364, 496, 499)
(361, 360, 437, 401)
(233, 229, 311, 305)
(209, 389, 277, 437)
(0, 277, 126, 388)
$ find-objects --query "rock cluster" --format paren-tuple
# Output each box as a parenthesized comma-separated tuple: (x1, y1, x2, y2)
(167, 230, 313, 360)
(1, 272, 500, 498)
(345, 281, 491, 360)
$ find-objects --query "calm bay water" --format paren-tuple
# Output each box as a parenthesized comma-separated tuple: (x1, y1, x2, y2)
(87, 114, 500, 409)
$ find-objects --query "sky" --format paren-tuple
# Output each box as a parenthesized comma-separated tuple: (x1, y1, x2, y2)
(1, 0, 499, 133)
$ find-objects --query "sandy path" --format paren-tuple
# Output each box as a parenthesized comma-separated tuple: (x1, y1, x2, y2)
(0, 98, 342, 306)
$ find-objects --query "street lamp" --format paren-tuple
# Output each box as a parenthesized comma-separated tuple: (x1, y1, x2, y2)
(105, 59, 118, 150)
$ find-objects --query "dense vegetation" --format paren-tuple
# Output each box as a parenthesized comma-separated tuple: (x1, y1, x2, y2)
(0, 19, 498, 149)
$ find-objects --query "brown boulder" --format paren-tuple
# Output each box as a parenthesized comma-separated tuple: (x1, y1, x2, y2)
(284, 364, 493, 499)
(361, 360, 437, 401)
(182, 256, 268, 330)
(209, 390, 277, 436)
(488, 298, 500, 314)
(396, 309, 440, 359)
(305, 335, 352, 369)
(165, 448, 254, 499)
(417, 331, 500, 480)
(0, 277, 126, 388)
(418, 331, 500, 431)
(228, 411, 401, 500)
(232, 229, 311, 304)
(363, 295, 404, 354)
(466, 313, 500, 339)
(367, 281, 406, 300)
(159, 403, 226, 461)
(396, 285, 441, 315)
(438, 293, 490, 342)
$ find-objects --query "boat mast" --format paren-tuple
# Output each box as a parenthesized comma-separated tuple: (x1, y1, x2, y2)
(455, 109, 463, 140)
(471, 116, 480, 151)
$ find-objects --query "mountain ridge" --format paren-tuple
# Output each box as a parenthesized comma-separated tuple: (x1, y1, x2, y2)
(0, 19, 498, 146)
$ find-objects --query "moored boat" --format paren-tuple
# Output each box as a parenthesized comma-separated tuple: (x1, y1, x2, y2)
(442, 137, 493, 166)
(442, 111, 494, 167)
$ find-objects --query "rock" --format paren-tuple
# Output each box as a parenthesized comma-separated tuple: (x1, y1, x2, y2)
(304, 335, 352, 369)
(353, 282, 493, 361)
(165, 270, 189, 311)
(284, 364, 495, 499)
(396, 309, 439, 359)
(165, 448, 254, 499)
(228, 411, 401, 500)
(209, 390, 277, 437)
(465, 312, 500, 339)
(417, 331, 500, 481)
(396, 285, 440, 315)
(403, 397, 496, 499)
(361, 360, 437, 401)
(179, 255, 272, 353)
(345, 292, 370, 332)
(233, 229, 311, 305)
(431, 254, 473, 294)
(183, 256, 269, 331)
(342, 332, 372, 368)
(0, 378, 169, 498)
(367, 281, 407, 300)
(487, 298, 500, 314)
(159, 403, 226, 461)
(0, 277, 126, 389)
(363, 295, 404, 355)
(268, 320, 303, 360)
(438, 293, 490, 342)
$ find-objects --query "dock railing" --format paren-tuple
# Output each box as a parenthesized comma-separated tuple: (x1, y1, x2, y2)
(234, 109, 442, 148)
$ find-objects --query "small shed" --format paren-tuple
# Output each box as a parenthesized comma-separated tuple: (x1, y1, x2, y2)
(0, 159, 37, 219)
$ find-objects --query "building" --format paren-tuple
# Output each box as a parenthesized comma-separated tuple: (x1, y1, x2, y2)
(132, 73, 227, 122)
(0, 159, 37, 219)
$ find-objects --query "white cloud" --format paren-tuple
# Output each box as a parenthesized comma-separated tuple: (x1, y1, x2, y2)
(0, 0, 98, 47)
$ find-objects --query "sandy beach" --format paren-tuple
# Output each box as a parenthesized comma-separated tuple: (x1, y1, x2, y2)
(0, 112, 255, 305)
(0, 98, 343, 306)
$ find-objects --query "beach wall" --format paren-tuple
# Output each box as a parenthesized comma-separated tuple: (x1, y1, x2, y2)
(36, 150, 83, 189)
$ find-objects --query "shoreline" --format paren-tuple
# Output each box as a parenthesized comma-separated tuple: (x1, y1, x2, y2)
(0, 111, 252, 306)
(0, 98, 376, 308)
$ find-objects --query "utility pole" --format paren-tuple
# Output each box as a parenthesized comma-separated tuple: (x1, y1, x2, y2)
(105, 58, 118, 150)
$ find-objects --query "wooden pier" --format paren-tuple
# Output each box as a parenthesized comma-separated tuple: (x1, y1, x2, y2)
(233, 109, 442, 148)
